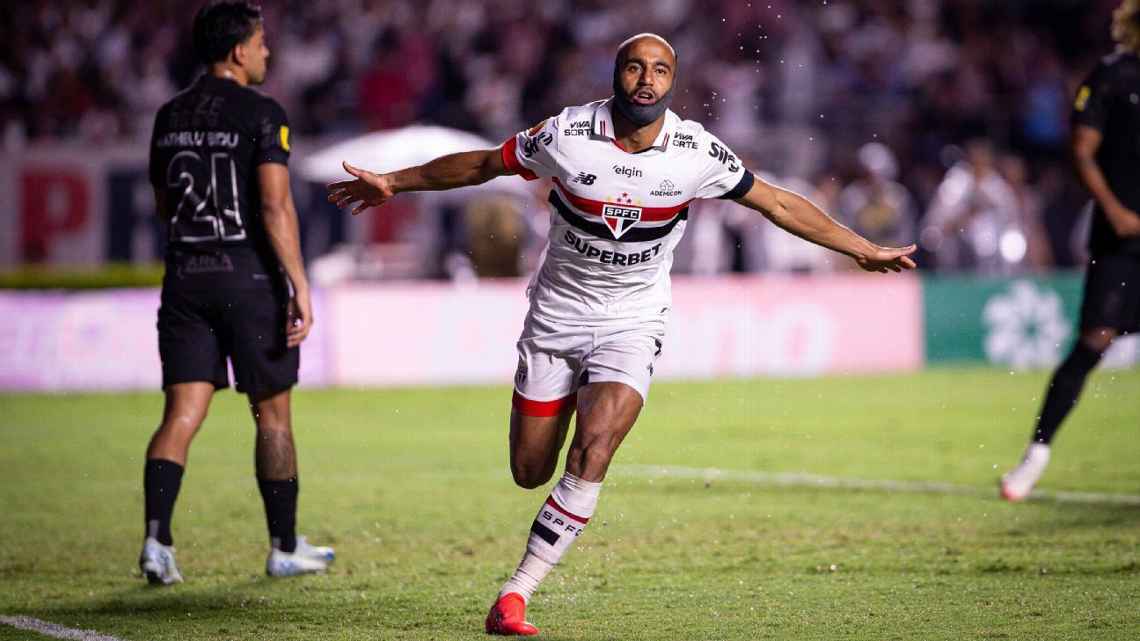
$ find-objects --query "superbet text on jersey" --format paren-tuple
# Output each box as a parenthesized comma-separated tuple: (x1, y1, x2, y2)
(502, 98, 754, 325)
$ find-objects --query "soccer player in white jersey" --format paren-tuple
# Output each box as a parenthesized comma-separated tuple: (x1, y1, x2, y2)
(329, 34, 917, 636)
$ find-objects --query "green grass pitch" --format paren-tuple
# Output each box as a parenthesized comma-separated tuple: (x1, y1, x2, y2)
(2, 368, 1138, 640)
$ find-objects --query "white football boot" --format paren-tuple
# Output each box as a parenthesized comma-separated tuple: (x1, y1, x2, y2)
(266, 535, 335, 577)
(1000, 443, 1051, 502)
(139, 537, 184, 585)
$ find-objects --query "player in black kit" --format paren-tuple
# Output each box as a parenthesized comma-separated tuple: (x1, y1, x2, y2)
(139, 1, 333, 583)
(1001, 0, 1140, 501)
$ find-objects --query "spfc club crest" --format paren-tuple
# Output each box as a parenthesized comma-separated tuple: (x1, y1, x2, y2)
(601, 203, 642, 239)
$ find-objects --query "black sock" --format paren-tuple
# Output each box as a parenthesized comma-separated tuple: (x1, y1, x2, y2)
(1033, 343, 1104, 444)
(258, 477, 298, 553)
(144, 459, 184, 546)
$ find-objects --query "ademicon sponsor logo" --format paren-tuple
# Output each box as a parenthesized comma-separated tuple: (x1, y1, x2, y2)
(650, 179, 682, 197)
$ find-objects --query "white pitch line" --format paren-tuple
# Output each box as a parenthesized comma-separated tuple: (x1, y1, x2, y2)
(0, 616, 127, 641)
(613, 464, 1140, 506)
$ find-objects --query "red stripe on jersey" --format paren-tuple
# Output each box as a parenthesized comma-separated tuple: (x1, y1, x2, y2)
(501, 137, 538, 181)
(545, 496, 590, 524)
(553, 178, 691, 222)
(512, 391, 576, 417)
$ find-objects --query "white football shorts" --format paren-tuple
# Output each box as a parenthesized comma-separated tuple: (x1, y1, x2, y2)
(511, 310, 667, 416)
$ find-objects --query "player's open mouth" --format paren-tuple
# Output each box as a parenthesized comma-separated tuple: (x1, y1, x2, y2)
(631, 90, 656, 105)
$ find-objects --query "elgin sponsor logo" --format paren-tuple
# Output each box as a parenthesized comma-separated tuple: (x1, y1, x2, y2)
(612, 164, 643, 178)
(601, 203, 642, 239)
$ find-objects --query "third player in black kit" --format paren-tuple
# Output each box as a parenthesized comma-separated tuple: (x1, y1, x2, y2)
(1001, 0, 1140, 501)
(139, 1, 334, 584)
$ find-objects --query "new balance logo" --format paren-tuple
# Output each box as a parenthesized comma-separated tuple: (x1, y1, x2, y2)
(571, 172, 597, 185)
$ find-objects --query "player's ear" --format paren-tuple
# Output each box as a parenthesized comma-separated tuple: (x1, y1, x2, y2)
(233, 34, 254, 68)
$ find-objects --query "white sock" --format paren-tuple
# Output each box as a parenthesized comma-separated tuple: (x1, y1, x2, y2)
(500, 472, 602, 602)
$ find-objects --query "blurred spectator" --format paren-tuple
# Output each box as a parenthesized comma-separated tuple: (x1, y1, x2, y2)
(838, 142, 917, 250)
(0, 0, 1130, 274)
(357, 29, 422, 131)
(680, 197, 765, 276)
(464, 196, 524, 278)
(921, 140, 1021, 274)
(1000, 154, 1053, 271)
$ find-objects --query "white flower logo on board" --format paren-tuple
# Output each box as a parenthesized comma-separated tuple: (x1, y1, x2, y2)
(982, 281, 1070, 370)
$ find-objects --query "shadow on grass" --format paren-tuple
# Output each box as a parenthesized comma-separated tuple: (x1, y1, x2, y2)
(20, 579, 465, 636)
(1015, 500, 1140, 530)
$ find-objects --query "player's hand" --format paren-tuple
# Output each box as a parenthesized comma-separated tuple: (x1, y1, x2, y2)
(327, 162, 395, 215)
(855, 244, 918, 273)
(1106, 206, 1140, 238)
(286, 289, 313, 348)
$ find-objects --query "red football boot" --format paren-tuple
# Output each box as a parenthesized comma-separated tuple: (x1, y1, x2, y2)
(485, 592, 539, 636)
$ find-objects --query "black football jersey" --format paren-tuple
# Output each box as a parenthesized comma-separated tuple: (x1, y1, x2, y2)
(1071, 52, 1140, 256)
(149, 74, 291, 283)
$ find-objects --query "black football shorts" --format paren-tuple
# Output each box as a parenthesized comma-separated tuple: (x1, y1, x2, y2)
(157, 282, 299, 398)
(1079, 253, 1140, 334)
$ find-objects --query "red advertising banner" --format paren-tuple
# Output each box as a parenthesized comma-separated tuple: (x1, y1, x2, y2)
(0, 145, 151, 266)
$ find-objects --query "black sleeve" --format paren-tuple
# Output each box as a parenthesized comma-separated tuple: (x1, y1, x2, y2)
(255, 97, 291, 166)
(1072, 62, 1112, 132)
(718, 169, 755, 200)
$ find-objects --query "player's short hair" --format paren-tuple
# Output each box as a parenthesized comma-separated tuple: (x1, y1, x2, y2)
(192, 1, 263, 65)
(614, 33, 677, 70)
(1114, 0, 1140, 53)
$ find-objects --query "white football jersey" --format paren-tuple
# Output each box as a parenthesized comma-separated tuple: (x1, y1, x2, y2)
(502, 98, 754, 324)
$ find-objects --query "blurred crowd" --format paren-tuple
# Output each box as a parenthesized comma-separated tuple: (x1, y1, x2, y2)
(1, 0, 1127, 275)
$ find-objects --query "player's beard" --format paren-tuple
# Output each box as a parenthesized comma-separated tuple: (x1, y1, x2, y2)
(612, 76, 674, 128)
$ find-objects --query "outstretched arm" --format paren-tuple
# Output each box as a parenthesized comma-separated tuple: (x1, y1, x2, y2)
(327, 148, 510, 216)
(734, 175, 917, 273)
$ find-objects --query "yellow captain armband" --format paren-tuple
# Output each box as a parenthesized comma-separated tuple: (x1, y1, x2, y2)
(1074, 86, 1091, 112)
(279, 125, 290, 151)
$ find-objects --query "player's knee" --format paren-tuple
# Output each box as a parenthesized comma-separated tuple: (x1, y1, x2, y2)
(160, 411, 205, 436)
(513, 474, 547, 490)
(255, 418, 292, 436)
(511, 461, 553, 489)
